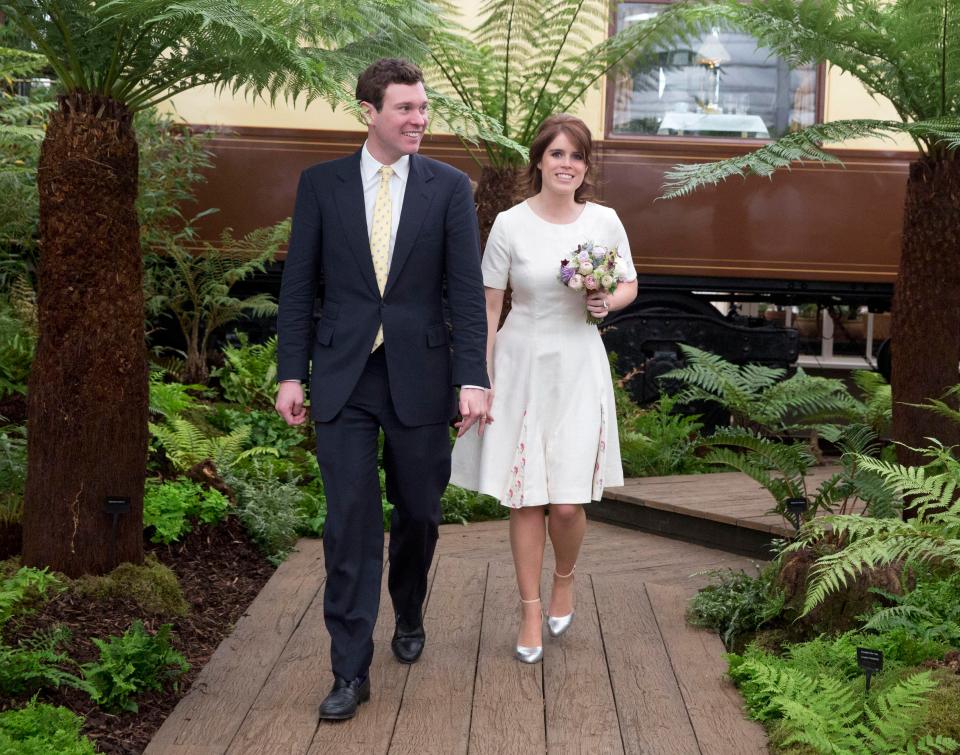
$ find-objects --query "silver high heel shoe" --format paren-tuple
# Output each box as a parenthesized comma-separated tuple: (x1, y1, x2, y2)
(547, 566, 576, 638)
(515, 596, 543, 664)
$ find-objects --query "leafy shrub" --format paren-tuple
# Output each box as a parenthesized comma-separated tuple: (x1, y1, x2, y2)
(0, 295, 35, 400)
(0, 701, 96, 755)
(150, 416, 277, 471)
(728, 646, 958, 754)
(664, 344, 857, 433)
(860, 566, 960, 648)
(223, 462, 307, 564)
(213, 333, 279, 409)
(0, 566, 61, 628)
(72, 555, 188, 616)
(82, 621, 189, 713)
(209, 406, 307, 457)
(0, 425, 26, 523)
(620, 395, 708, 477)
(0, 626, 90, 697)
(687, 567, 785, 651)
(148, 369, 210, 419)
(441, 484, 505, 525)
(143, 478, 230, 544)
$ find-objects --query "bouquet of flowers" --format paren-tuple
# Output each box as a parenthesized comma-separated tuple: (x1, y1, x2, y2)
(558, 241, 629, 324)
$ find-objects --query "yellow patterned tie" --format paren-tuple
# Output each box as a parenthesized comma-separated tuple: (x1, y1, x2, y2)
(370, 165, 393, 351)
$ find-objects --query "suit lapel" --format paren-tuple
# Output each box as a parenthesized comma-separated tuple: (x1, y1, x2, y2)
(334, 150, 380, 299)
(385, 154, 435, 297)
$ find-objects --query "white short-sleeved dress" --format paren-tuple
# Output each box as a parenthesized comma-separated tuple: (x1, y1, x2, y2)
(450, 200, 637, 507)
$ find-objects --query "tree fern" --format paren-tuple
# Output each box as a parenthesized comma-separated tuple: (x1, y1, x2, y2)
(660, 0, 960, 197)
(426, 0, 715, 167)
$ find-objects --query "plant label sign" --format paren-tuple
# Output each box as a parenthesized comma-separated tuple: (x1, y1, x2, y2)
(856, 647, 883, 673)
(857, 647, 883, 693)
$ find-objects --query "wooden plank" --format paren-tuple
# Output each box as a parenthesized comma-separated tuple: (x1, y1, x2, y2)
(543, 572, 623, 755)
(308, 559, 440, 755)
(645, 583, 768, 755)
(468, 562, 546, 755)
(146, 539, 326, 755)
(387, 557, 487, 754)
(592, 574, 700, 754)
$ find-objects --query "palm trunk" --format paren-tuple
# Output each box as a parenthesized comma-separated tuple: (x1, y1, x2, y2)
(891, 155, 960, 474)
(21, 93, 148, 577)
(475, 165, 525, 246)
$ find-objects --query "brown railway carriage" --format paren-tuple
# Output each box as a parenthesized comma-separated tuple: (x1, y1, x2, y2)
(196, 126, 911, 401)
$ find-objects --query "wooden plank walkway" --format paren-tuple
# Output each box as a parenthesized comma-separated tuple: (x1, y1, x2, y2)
(595, 465, 863, 558)
(146, 519, 768, 755)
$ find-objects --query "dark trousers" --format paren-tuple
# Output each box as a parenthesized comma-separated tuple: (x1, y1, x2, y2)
(314, 348, 450, 681)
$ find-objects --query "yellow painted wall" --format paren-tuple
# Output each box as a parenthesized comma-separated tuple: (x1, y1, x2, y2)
(163, 1, 903, 152)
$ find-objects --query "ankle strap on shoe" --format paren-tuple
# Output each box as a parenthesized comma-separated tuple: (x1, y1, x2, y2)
(520, 596, 541, 604)
(554, 565, 576, 579)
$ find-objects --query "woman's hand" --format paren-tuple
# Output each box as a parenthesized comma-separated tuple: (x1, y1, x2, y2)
(585, 291, 610, 320)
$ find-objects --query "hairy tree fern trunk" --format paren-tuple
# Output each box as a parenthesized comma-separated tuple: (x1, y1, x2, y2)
(475, 165, 525, 326)
(891, 155, 960, 475)
(21, 93, 148, 576)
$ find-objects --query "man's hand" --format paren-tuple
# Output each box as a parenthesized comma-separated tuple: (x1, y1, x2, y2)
(275, 381, 307, 426)
(456, 386, 491, 437)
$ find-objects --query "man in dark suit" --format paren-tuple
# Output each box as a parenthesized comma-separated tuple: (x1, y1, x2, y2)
(275, 59, 489, 721)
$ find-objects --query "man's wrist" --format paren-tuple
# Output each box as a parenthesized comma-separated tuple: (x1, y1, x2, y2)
(461, 384, 487, 391)
(279, 379, 302, 385)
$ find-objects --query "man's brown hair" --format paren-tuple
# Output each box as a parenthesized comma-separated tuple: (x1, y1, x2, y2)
(527, 113, 595, 204)
(356, 58, 425, 112)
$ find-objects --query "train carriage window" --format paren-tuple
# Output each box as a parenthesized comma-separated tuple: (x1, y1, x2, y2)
(611, 2, 818, 139)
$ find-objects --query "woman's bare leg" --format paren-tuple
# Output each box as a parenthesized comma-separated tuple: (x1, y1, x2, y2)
(510, 505, 547, 647)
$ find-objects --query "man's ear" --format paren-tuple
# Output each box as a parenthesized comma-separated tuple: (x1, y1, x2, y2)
(360, 101, 376, 125)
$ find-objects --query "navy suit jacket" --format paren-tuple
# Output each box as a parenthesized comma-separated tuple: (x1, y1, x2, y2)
(276, 150, 490, 426)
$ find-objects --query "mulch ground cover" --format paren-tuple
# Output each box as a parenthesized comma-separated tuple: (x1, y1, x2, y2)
(1, 516, 275, 754)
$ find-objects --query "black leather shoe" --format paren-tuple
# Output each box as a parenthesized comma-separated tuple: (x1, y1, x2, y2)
(318, 675, 370, 721)
(391, 615, 426, 664)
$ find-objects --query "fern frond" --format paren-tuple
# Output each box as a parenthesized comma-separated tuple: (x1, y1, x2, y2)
(660, 118, 960, 199)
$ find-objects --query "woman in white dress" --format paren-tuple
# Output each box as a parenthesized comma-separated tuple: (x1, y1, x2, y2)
(451, 114, 637, 662)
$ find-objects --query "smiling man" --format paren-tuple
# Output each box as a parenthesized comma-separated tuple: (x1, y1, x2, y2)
(275, 59, 489, 721)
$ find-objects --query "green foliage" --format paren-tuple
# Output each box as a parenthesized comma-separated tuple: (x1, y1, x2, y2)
(0, 424, 26, 523)
(440, 484, 505, 525)
(208, 406, 308, 459)
(0, 627, 91, 697)
(0, 293, 35, 399)
(148, 369, 211, 420)
(660, 0, 960, 196)
(213, 333, 279, 410)
(143, 478, 230, 544)
(82, 621, 188, 713)
(0, 567, 61, 628)
(0, 701, 96, 755)
(729, 641, 959, 754)
(150, 415, 278, 472)
(860, 566, 960, 649)
(687, 567, 785, 651)
(426, 0, 714, 166)
(145, 223, 285, 384)
(664, 344, 856, 433)
(620, 394, 709, 477)
(790, 438, 960, 615)
(222, 462, 310, 564)
(71, 555, 188, 617)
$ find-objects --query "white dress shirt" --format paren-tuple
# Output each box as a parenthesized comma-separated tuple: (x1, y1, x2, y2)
(360, 142, 409, 268)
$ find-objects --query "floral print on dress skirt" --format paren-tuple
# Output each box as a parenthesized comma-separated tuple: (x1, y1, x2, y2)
(591, 401, 607, 501)
(503, 409, 529, 508)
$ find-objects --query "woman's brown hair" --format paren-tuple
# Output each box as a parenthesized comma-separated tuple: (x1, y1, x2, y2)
(526, 113, 595, 204)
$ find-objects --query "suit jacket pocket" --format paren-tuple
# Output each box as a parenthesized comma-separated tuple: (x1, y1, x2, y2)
(426, 323, 449, 348)
(316, 321, 335, 346)
(322, 301, 340, 320)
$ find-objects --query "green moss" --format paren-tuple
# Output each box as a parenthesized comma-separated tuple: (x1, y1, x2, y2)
(921, 669, 960, 742)
(72, 555, 187, 617)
